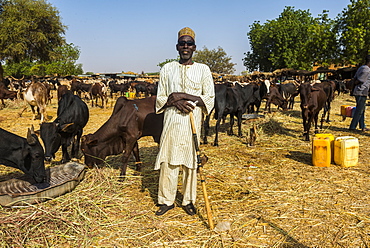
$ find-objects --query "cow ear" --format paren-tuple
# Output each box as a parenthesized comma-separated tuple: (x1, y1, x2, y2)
(27, 128, 37, 145)
(60, 123, 74, 132)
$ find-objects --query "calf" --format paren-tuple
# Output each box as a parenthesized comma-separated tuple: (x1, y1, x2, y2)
(264, 85, 288, 113)
(20, 82, 48, 122)
(299, 83, 327, 141)
(0, 84, 17, 107)
(0, 126, 46, 183)
(40, 91, 89, 163)
(81, 96, 164, 177)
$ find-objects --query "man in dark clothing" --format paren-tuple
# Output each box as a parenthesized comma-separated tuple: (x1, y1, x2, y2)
(349, 55, 370, 131)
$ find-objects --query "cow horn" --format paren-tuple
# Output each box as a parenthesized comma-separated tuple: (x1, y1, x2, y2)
(27, 126, 37, 145)
(61, 123, 74, 132)
(10, 75, 24, 81)
(30, 124, 36, 134)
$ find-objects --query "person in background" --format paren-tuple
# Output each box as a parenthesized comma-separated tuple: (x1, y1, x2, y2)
(154, 27, 215, 216)
(349, 55, 370, 131)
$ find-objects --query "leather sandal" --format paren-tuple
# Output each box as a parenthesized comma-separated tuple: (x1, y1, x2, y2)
(155, 204, 174, 216)
(183, 203, 197, 216)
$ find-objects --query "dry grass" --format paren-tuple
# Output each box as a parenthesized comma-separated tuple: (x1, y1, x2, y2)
(1, 91, 370, 247)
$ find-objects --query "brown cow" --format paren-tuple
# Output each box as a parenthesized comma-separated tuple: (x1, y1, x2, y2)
(70, 78, 91, 99)
(90, 82, 107, 108)
(299, 83, 328, 141)
(70, 78, 82, 95)
(41, 81, 53, 104)
(19, 82, 49, 122)
(313, 80, 335, 124)
(108, 80, 130, 98)
(279, 82, 299, 109)
(57, 84, 70, 101)
(130, 81, 149, 97)
(264, 85, 288, 113)
(0, 84, 17, 108)
(81, 96, 164, 177)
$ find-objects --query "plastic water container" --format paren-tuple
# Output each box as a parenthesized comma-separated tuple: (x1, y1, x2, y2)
(125, 92, 129, 98)
(312, 137, 332, 167)
(315, 133, 335, 161)
(345, 106, 355, 117)
(341, 105, 350, 117)
(334, 136, 359, 167)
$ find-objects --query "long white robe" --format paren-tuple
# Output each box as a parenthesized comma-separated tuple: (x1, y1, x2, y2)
(155, 61, 215, 170)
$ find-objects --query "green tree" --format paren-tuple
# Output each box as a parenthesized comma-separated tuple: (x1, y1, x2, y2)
(244, 3, 370, 72)
(157, 58, 178, 69)
(4, 43, 83, 77)
(0, 0, 66, 80)
(271, 7, 315, 70)
(306, 10, 338, 67)
(245, 7, 319, 72)
(3, 60, 33, 78)
(335, 0, 370, 65)
(45, 43, 83, 76)
(243, 21, 274, 72)
(193, 46, 236, 74)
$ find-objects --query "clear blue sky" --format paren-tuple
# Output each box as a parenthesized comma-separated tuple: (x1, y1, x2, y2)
(48, 0, 351, 75)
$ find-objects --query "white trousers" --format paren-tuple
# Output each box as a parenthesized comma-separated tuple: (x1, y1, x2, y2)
(158, 163, 197, 206)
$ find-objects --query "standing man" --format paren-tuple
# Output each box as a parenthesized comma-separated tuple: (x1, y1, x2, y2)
(349, 55, 370, 131)
(154, 27, 215, 216)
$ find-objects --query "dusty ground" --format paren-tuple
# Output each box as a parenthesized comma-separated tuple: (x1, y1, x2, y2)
(1, 90, 370, 247)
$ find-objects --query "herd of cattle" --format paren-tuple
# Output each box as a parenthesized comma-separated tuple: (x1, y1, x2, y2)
(0, 76, 354, 184)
